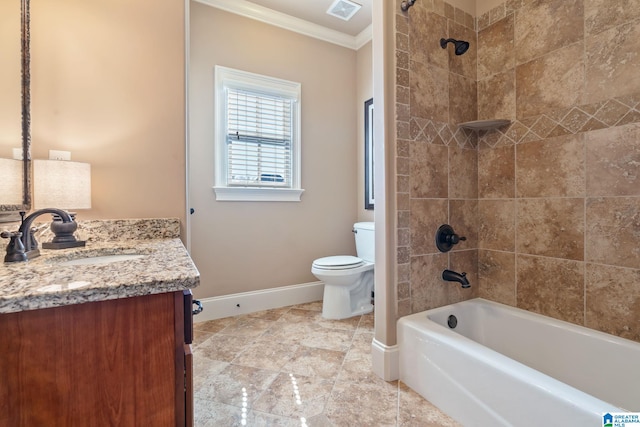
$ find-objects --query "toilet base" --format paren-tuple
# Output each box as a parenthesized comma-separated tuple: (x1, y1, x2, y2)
(321, 279, 374, 320)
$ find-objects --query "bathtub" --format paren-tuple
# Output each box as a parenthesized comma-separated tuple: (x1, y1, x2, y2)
(398, 298, 640, 426)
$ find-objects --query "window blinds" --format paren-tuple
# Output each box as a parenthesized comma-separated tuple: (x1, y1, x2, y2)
(226, 88, 293, 187)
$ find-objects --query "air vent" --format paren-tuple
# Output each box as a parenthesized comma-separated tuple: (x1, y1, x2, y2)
(326, 0, 362, 21)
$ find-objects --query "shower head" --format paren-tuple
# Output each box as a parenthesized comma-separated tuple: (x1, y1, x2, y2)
(440, 38, 470, 55)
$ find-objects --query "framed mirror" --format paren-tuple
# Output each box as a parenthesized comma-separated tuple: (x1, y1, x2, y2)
(364, 97, 374, 210)
(0, 0, 31, 217)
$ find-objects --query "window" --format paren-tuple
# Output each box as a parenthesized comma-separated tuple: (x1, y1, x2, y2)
(214, 66, 303, 201)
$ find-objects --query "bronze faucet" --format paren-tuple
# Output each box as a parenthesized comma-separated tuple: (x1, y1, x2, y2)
(2, 208, 83, 263)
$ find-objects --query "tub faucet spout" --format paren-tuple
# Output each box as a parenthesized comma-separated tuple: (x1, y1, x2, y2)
(442, 269, 470, 288)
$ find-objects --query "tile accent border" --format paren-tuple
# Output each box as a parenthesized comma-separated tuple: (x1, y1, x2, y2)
(478, 94, 640, 148)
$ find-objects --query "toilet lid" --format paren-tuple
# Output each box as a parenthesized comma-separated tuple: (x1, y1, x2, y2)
(313, 255, 364, 270)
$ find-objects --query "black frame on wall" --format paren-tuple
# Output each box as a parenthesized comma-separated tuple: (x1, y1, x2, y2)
(364, 97, 374, 210)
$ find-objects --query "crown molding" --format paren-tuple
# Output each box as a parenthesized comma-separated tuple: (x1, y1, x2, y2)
(355, 24, 373, 49)
(195, 0, 371, 50)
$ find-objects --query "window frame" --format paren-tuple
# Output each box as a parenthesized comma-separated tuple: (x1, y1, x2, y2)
(214, 66, 304, 202)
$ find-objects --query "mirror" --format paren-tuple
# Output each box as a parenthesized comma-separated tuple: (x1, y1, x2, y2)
(0, 0, 31, 215)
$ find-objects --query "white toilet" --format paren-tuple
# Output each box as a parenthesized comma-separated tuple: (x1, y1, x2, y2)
(311, 222, 374, 319)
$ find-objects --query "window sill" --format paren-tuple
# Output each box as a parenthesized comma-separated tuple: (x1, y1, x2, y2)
(213, 187, 305, 202)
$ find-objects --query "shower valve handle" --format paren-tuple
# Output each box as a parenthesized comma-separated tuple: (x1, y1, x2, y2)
(435, 224, 466, 253)
(446, 234, 466, 245)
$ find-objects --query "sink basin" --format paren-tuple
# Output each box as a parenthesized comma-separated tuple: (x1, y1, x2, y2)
(57, 254, 146, 266)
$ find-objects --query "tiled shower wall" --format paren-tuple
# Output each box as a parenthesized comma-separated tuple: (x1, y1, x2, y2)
(475, 0, 640, 342)
(396, 0, 640, 343)
(396, 0, 479, 317)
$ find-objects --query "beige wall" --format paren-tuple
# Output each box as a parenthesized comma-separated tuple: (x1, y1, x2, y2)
(189, 2, 360, 298)
(29, 0, 186, 226)
(0, 1, 22, 158)
(356, 41, 374, 222)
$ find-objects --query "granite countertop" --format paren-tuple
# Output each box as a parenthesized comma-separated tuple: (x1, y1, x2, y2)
(0, 218, 200, 314)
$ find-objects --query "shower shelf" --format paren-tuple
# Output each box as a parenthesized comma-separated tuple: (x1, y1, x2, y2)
(458, 119, 511, 130)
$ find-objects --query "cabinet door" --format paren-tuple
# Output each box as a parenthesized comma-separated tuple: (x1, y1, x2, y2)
(185, 343, 194, 427)
(0, 292, 180, 426)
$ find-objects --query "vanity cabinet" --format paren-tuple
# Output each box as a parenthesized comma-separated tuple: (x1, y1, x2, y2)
(0, 291, 193, 427)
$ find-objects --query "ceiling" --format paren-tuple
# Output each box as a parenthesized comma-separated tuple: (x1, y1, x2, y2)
(247, 0, 372, 37)
(197, 0, 373, 49)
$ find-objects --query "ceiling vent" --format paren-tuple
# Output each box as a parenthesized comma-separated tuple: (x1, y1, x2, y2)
(326, 0, 362, 21)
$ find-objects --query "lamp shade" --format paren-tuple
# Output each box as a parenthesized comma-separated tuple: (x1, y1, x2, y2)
(33, 159, 91, 210)
(0, 158, 24, 205)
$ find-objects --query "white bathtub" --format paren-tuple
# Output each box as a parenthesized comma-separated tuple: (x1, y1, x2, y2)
(398, 298, 640, 426)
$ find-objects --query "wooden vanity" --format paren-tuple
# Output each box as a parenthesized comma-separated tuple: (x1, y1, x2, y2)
(0, 219, 199, 427)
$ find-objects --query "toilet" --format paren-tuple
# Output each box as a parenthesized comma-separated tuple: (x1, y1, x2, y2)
(311, 222, 374, 319)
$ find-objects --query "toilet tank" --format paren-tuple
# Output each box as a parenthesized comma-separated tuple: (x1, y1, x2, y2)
(353, 222, 375, 263)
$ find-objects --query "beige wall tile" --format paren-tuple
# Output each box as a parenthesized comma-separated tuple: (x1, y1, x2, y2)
(479, 145, 515, 199)
(478, 14, 515, 80)
(409, 9, 449, 70)
(586, 20, 640, 104)
(449, 74, 477, 125)
(478, 199, 516, 251)
(585, 0, 640, 36)
(396, 11, 409, 35)
(514, 0, 584, 65)
(410, 142, 448, 198)
(449, 199, 478, 250)
(586, 123, 640, 197)
(515, 134, 585, 197)
(586, 263, 640, 342)
(517, 198, 585, 260)
(478, 70, 516, 121)
(516, 255, 585, 324)
(444, 2, 455, 19)
(449, 146, 478, 199)
(478, 249, 516, 306)
(410, 199, 449, 256)
(516, 42, 585, 119)
(447, 22, 477, 80)
(586, 197, 640, 269)
(410, 61, 449, 122)
(410, 253, 450, 311)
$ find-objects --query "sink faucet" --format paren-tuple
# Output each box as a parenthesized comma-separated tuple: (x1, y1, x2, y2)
(442, 269, 471, 288)
(2, 208, 82, 263)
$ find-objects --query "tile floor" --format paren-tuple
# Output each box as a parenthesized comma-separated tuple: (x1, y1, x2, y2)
(192, 301, 460, 426)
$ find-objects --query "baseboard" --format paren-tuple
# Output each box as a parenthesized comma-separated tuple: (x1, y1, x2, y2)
(371, 338, 399, 381)
(193, 281, 324, 322)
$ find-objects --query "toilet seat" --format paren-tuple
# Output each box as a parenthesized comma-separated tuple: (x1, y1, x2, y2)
(312, 255, 364, 270)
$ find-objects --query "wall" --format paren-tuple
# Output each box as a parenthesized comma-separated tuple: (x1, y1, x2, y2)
(29, 0, 186, 226)
(189, 2, 359, 298)
(476, 0, 640, 342)
(395, 0, 479, 317)
(391, 0, 639, 344)
(357, 41, 374, 222)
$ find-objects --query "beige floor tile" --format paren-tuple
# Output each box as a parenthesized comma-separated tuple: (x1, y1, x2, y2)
(324, 380, 398, 426)
(232, 337, 299, 371)
(282, 346, 346, 379)
(193, 301, 459, 426)
(252, 372, 334, 419)
(197, 364, 278, 406)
